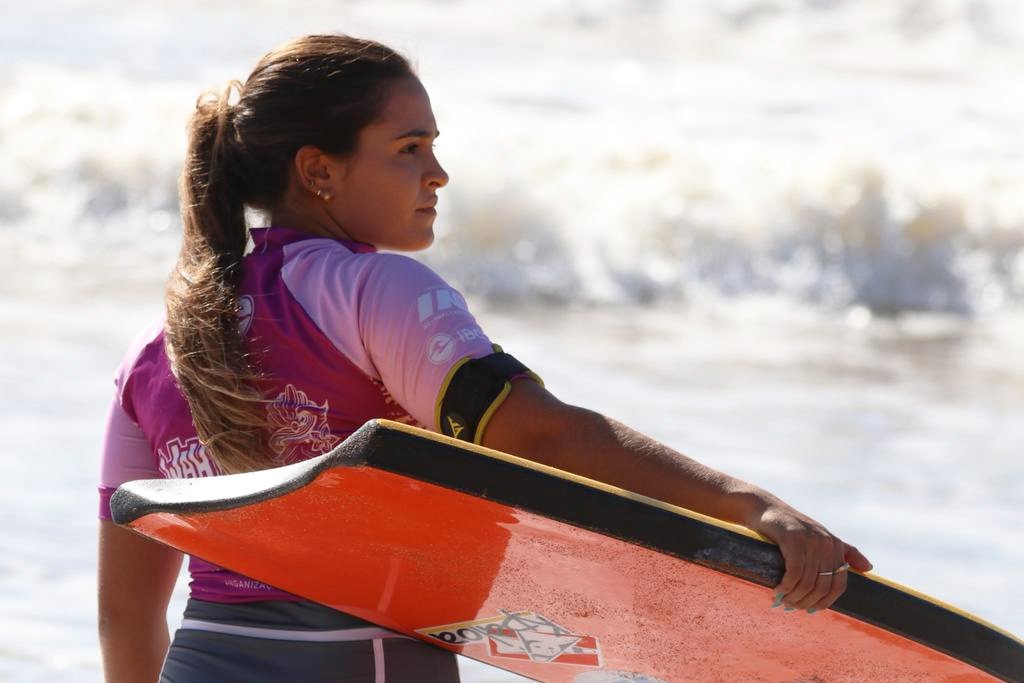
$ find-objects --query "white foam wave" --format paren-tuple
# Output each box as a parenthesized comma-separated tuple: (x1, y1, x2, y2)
(3, 0, 1023, 317)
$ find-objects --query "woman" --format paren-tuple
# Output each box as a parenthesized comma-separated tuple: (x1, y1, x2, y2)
(98, 34, 871, 683)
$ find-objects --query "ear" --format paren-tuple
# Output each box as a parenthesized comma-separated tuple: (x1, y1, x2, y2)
(293, 145, 334, 194)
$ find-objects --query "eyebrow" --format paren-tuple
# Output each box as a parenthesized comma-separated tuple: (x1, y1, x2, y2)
(393, 128, 440, 140)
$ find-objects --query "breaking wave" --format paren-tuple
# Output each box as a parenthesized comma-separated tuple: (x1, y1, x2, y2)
(3, 0, 1023, 318)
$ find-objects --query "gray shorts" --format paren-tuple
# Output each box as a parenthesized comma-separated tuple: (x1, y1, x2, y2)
(159, 599, 460, 683)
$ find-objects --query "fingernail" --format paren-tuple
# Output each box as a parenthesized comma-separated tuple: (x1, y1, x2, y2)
(771, 593, 784, 608)
(784, 607, 796, 612)
(807, 608, 818, 615)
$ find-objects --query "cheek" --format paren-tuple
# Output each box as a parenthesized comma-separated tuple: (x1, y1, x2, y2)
(338, 175, 388, 214)
(361, 165, 416, 205)
(381, 157, 422, 192)
(333, 160, 423, 235)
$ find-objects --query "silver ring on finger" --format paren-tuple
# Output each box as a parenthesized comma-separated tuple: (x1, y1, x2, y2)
(818, 562, 850, 577)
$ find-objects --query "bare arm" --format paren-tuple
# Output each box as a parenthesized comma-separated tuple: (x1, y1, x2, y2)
(481, 380, 872, 612)
(98, 519, 183, 683)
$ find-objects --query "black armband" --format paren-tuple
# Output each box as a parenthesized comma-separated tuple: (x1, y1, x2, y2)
(437, 349, 542, 445)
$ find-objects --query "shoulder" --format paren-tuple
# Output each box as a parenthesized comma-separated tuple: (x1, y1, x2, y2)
(285, 239, 437, 277)
(360, 253, 448, 291)
(114, 317, 167, 417)
(282, 242, 448, 302)
(117, 319, 166, 381)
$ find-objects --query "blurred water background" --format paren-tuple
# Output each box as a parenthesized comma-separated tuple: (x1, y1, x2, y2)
(1, 0, 1022, 680)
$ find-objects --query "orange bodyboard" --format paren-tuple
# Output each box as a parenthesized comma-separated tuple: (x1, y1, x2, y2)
(112, 420, 1023, 683)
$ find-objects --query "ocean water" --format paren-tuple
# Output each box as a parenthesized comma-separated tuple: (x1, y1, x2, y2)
(1, 1, 1022, 681)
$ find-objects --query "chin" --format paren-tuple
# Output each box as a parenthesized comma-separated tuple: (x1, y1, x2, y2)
(406, 228, 436, 252)
(386, 230, 434, 252)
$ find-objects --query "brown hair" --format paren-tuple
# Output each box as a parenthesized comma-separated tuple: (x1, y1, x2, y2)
(165, 35, 414, 473)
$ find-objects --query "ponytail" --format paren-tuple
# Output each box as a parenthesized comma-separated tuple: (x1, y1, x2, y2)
(165, 81, 266, 474)
(164, 36, 414, 474)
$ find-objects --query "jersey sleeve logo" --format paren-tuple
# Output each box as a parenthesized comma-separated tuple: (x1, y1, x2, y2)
(266, 384, 340, 465)
(417, 287, 469, 325)
(427, 333, 458, 364)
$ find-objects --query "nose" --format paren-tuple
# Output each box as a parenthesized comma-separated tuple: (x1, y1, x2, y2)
(426, 154, 449, 189)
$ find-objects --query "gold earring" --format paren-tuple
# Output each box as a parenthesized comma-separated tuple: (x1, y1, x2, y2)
(308, 181, 331, 202)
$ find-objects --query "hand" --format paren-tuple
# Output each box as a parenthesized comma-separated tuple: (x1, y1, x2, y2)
(748, 502, 873, 613)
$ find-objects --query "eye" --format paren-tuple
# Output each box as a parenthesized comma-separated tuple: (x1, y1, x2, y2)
(400, 141, 437, 155)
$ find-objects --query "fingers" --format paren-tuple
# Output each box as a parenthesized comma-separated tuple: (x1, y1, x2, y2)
(787, 538, 846, 611)
(773, 545, 804, 603)
(775, 535, 854, 612)
(801, 551, 848, 612)
(754, 504, 871, 615)
(845, 543, 873, 572)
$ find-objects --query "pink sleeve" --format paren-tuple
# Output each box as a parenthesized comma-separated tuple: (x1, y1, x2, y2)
(358, 255, 495, 429)
(282, 245, 494, 430)
(98, 390, 159, 519)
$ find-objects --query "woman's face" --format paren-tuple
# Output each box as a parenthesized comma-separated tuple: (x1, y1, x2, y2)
(320, 77, 449, 251)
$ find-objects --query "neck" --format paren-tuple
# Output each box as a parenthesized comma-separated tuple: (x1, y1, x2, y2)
(269, 204, 355, 242)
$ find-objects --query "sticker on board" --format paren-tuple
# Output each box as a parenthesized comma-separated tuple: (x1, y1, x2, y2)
(418, 610, 602, 667)
(574, 672, 669, 683)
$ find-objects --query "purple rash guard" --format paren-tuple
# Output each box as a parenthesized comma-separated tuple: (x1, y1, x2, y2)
(99, 227, 498, 603)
